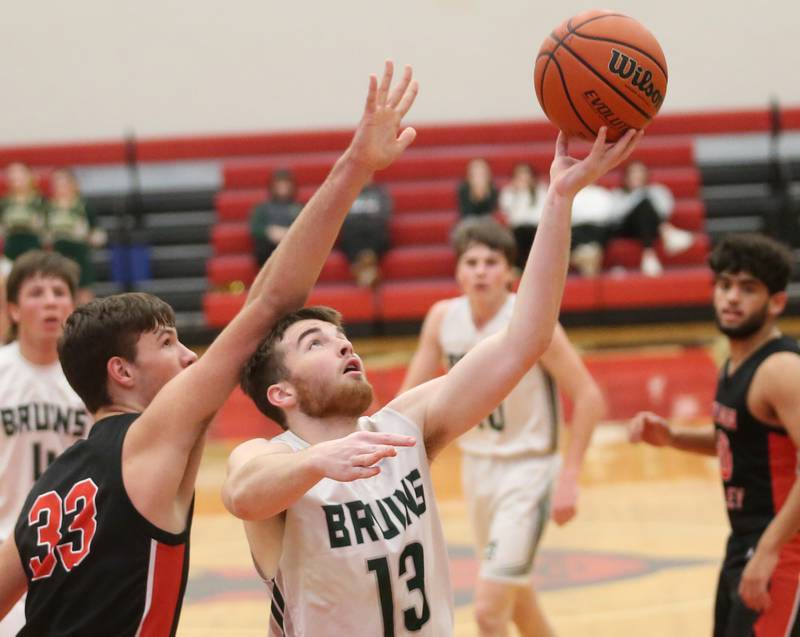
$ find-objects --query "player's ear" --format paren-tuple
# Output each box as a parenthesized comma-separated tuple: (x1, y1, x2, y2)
(267, 382, 296, 410)
(769, 290, 788, 317)
(107, 356, 135, 389)
(6, 302, 20, 326)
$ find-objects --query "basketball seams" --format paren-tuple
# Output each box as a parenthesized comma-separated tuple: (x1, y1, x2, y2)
(571, 33, 668, 79)
(536, 11, 664, 140)
(553, 35, 652, 121)
(537, 48, 555, 119)
(550, 57, 597, 138)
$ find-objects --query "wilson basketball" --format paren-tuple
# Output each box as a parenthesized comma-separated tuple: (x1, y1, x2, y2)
(534, 10, 667, 141)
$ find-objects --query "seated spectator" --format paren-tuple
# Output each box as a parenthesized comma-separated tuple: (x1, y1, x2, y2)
(501, 164, 613, 278)
(249, 168, 302, 266)
(608, 161, 693, 276)
(499, 162, 547, 269)
(570, 185, 615, 277)
(0, 162, 46, 264)
(458, 158, 498, 217)
(46, 168, 107, 304)
(340, 178, 392, 287)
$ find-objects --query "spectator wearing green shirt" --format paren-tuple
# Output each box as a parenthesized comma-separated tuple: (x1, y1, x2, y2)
(1, 163, 46, 263)
(46, 168, 106, 304)
(249, 168, 302, 266)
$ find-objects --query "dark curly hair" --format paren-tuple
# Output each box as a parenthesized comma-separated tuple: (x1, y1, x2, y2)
(708, 233, 794, 294)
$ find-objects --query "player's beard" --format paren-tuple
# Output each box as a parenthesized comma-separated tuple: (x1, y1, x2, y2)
(291, 373, 373, 419)
(715, 302, 769, 340)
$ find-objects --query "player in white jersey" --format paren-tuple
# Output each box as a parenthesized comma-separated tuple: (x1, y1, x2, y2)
(398, 218, 605, 636)
(223, 127, 640, 636)
(0, 251, 89, 637)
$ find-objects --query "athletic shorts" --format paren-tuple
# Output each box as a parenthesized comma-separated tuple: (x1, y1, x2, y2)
(461, 452, 560, 585)
(714, 532, 800, 637)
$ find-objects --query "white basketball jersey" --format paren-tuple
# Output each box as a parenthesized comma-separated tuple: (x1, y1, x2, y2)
(439, 294, 560, 457)
(0, 341, 90, 540)
(268, 408, 453, 636)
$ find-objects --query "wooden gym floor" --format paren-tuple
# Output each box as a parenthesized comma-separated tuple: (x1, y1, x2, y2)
(175, 320, 793, 636)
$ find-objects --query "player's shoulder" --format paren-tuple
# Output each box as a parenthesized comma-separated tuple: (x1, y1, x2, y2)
(755, 349, 800, 380)
(428, 297, 457, 319)
(0, 341, 20, 366)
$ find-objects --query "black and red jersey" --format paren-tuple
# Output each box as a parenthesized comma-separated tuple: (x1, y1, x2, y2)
(13, 413, 192, 636)
(713, 336, 800, 538)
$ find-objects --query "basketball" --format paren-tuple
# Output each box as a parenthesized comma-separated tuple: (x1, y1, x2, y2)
(534, 10, 668, 141)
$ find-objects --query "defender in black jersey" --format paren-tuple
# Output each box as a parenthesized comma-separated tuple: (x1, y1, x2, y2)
(630, 234, 800, 636)
(0, 61, 420, 635)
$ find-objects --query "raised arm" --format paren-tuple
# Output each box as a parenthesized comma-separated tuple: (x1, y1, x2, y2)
(397, 300, 448, 394)
(540, 324, 606, 525)
(123, 62, 419, 529)
(390, 128, 641, 457)
(0, 536, 27, 620)
(738, 353, 800, 611)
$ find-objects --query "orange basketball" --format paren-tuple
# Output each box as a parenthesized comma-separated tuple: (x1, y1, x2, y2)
(534, 10, 668, 142)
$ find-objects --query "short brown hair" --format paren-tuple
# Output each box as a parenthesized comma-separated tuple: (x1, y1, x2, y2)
(5, 251, 79, 342)
(451, 217, 517, 265)
(709, 233, 794, 294)
(6, 250, 79, 305)
(58, 293, 176, 412)
(241, 306, 343, 429)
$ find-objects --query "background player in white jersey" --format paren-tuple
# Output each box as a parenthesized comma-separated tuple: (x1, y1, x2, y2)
(398, 217, 605, 637)
(0, 251, 89, 637)
(223, 128, 640, 636)
(0, 61, 419, 635)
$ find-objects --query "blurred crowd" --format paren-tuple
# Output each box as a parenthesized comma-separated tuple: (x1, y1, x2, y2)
(0, 162, 106, 336)
(250, 159, 694, 289)
(459, 157, 694, 277)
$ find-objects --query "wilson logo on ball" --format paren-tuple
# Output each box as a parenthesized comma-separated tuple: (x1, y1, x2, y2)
(608, 49, 664, 107)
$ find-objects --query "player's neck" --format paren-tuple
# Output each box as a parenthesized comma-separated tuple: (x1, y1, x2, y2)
(18, 335, 59, 366)
(468, 291, 508, 329)
(286, 412, 361, 445)
(727, 323, 781, 371)
(94, 404, 141, 421)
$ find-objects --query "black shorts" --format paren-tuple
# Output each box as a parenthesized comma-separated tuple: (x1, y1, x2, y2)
(714, 533, 800, 637)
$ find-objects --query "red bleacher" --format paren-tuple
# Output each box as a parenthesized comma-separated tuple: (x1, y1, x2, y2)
(6, 106, 799, 330)
(204, 116, 716, 328)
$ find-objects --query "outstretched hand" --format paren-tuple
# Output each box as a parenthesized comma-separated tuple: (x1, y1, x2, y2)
(549, 127, 643, 198)
(347, 61, 419, 173)
(310, 430, 416, 482)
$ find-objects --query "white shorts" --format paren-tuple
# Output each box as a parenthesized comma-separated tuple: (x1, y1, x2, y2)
(461, 452, 560, 585)
(0, 596, 25, 637)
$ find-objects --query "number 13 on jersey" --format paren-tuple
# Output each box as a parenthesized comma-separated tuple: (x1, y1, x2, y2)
(367, 541, 431, 635)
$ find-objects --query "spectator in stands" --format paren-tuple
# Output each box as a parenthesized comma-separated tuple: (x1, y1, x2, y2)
(499, 162, 612, 277)
(1, 163, 46, 265)
(339, 177, 392, 287)
(569, 185, 616, 277)
(499, 162, 547, 269)
(608, 161, 694, 276)
(249, 168, 302, 266)
(1, 163, 46, 339)
(46, 168, 106, 304)
(458, 158, 498, 217)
